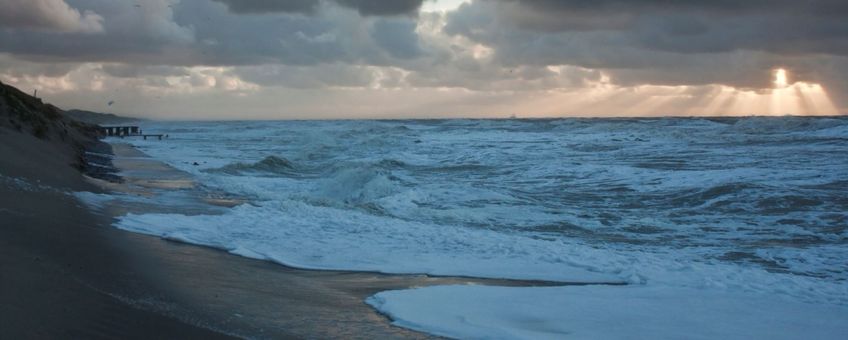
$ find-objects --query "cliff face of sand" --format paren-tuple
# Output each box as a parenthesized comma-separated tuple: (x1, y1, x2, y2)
(0, 81, 111, 189)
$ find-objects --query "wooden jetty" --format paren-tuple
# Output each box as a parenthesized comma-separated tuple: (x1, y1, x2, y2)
(99, 126, 166, 140)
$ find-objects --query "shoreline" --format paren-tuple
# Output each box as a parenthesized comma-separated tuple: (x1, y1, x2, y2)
(0, 84, 239, 338)
(75, 141, 601, 338)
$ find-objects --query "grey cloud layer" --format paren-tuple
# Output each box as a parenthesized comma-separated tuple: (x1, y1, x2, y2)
(452, 0, 848, 57)
(0, 0, 846, 102)
(0, 0, 104, 33)
(445, 0, 848, 90)
(0, 0, 426, 68)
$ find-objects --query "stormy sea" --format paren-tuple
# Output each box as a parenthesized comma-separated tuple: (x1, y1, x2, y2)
(82, 116, 848, 338)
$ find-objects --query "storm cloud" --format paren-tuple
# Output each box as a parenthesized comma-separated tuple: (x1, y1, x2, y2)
(443, 0, 848, 90)
(0, 0, 845, 117)
(0, 0, 104, 33)
(483, 0, 848, 56)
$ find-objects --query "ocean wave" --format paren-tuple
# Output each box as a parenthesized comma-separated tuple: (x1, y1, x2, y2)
(116, 117, 848, 305)
(207, 155, 299, 176)
(728, 116, 847, 134)
(310, 164, 402, 206)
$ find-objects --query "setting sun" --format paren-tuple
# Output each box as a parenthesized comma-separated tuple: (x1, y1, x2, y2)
(774, 68, 789, 88)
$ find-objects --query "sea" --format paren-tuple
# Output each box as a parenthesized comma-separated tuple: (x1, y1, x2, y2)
(84, 116, 848, 338)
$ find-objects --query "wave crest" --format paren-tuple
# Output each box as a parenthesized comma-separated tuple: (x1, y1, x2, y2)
(208, 155, 298, 175)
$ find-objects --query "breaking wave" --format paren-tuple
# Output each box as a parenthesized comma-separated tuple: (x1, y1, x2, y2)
(114, 117, 848, 306)
(208, 156, 299, 176)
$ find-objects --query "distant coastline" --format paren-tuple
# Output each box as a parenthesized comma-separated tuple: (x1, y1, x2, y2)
(64, 109, 145, 125)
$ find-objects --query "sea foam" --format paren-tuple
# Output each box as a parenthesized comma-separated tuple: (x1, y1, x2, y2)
(96, 117, 848, 338)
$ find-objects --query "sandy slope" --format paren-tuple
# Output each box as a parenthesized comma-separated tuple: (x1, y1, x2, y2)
(0, 81, 234, 338)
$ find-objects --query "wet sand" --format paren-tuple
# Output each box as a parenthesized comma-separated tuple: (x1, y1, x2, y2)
(0, 130, 233, 338)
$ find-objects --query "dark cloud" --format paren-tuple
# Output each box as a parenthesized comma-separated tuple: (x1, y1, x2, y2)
(0, 0, 846, 113)
(172, 1, 428, 66)
(211, 0, 319, 14)
(0, 0, 193, 66)
(0, 0, 427, 69)
(334, 0, 424, 16)
(496, 0, 848, 18)
(444, 0, 848, 91)
(471, 0, 848, 56)
(370, 18, 423, 59)
(213, 0, 425, 16)
(0, 0, 103, 33)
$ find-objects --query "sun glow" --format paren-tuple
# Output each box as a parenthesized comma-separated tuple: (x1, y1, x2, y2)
(774, 68, 788, 88)
(524, 71, 838, 117)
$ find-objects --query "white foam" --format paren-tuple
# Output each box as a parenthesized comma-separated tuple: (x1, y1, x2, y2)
(116, 199, 848, 306)
(368, 284, 848, 340)
(108, 118, 848, 337)
(117, 201, 618, 283)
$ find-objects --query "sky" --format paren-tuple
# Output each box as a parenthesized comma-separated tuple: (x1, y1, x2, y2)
(0, 0, 846, 119)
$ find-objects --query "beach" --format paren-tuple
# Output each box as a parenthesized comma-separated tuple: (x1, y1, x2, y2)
(92, 118, 848, 339)
(0, 82, 422, 338)
(0, 133, 442, 338)
(3, 1, 848, 337)
(2, 80, 847, 338)
(0, 129, 557, 338)
(0, 80, 564, 338)
(0, 97, 232, 338)
(0, 177, 235, 338)
(82, 142, 571, 338)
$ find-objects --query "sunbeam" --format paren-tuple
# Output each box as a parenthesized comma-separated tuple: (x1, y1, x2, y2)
(532, 67, 840, 117)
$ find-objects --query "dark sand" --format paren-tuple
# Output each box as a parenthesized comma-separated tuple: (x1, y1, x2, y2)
(2, 80, 229, 337)
(0, 128, 232, 338)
